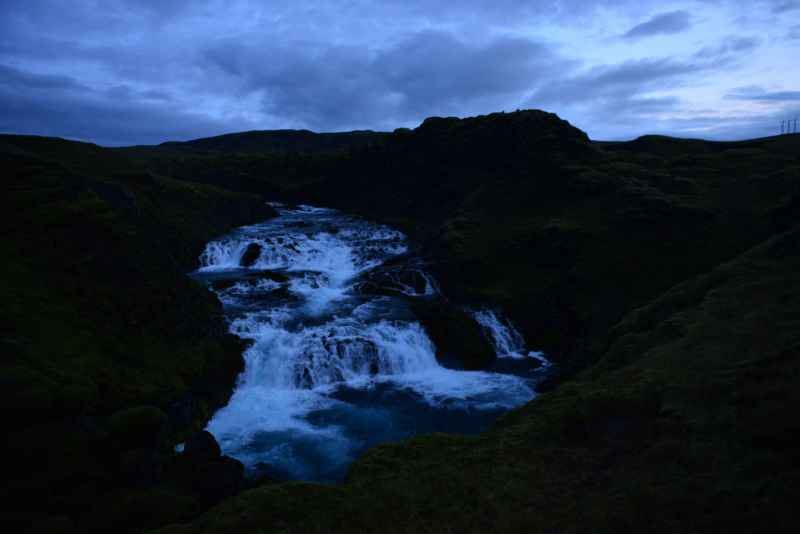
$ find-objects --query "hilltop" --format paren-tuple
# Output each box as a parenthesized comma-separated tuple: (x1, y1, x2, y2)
(113, 129, 386, 170)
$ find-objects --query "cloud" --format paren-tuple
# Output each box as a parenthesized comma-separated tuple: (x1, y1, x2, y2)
(0, 0, 795, 144)
(529, 56, 718, 110)
(726, 91, 800, 102)
(0, 64, 85, 90)
(623, 10, 692, 40)
(694, 36, 759, 59)
(201, 30, 568, 131)
(771, 1, 800, 13)
(0, 67, 255, 146)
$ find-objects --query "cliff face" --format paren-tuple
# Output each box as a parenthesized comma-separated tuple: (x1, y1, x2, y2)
(0, 135, 277, 533)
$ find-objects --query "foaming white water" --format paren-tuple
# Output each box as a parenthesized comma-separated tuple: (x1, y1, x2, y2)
(527, 351, 552, 368)
(231, 313, 439, 390)
(229, 279, 281, 294)
(195, 207, 548, 482)
(473, 309, 527, 358)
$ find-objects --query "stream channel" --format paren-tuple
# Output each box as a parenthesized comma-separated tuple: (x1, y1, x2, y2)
(190, 204, 553, 483)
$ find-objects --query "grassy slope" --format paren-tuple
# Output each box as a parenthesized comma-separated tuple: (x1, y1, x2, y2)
(112, 129, 385, 174)
(334, 113, 800, 373)
(152, 201, 800, 534)
(0, 135, 277, 533)
(120, 149, 350, 206)
(160, 129, 386, 154)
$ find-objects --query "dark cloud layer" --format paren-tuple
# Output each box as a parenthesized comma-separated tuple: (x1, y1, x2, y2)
(0, 0, 796, 144)
(726, 91, 800, 102)
(623, 10, 692, 39)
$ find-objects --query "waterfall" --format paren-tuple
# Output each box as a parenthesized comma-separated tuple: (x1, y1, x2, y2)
(191, 205, 549, 483)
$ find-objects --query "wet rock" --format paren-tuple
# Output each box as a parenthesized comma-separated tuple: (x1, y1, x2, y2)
(359, 282, 406, 298)
(211, 279, 239, 291)
(410, 296, 495, 369)
(168, 430, 247, 512)
(244, 462, 284, 486)
(284, 221, 313, 228)
(245, 270, 288, 283)
(240, 243, 263, 266)
(184, 430, 222, 459)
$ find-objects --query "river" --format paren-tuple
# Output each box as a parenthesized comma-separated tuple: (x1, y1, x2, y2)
(189, 204, 552, 482)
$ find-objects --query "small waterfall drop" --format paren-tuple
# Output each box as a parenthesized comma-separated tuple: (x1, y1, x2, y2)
(191, 205, 552, 482)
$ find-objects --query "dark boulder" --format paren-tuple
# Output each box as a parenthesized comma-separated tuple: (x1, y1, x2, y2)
(410, 296, 495, 369)
(284, 220, 313, 228)
(359, 282, 407, 298)
(240, 243, 263, 266)
(210, 279, 239, 291)
(245, 270, 289, 283)
(184, 430, 222, 459)
(168, 430, 247, 512)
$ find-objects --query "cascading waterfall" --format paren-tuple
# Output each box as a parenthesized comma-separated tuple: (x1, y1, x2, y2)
(190, 205, 552, 482)
(471, 308, 552, 367)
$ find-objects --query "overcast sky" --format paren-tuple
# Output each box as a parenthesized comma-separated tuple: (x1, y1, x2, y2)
(1, 0, 798, 146)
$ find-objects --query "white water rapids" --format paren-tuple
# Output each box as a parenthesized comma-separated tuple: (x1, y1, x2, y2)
(190, 205, 551, 482)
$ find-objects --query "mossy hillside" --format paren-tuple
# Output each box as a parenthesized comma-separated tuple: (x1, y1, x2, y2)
(151, 208, 800, 534)
(332, 112, 800, 369)
(111, 145, 227, 177)
(158, 128, 386, 155)
(129, 149, 350, 206)
(602, 132, 800, 159)
(0, 134, 277, 533)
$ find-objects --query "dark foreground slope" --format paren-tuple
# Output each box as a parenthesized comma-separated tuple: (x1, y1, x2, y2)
(153, 215, 800, 533)
(0, 135, 277, 533)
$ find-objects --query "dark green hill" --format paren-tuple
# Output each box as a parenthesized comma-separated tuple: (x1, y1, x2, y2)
(0, 135, 277, 533)
(112, 129, 385, 178)
(162, 129, 386, 155)
(601, 132, 800, 159)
